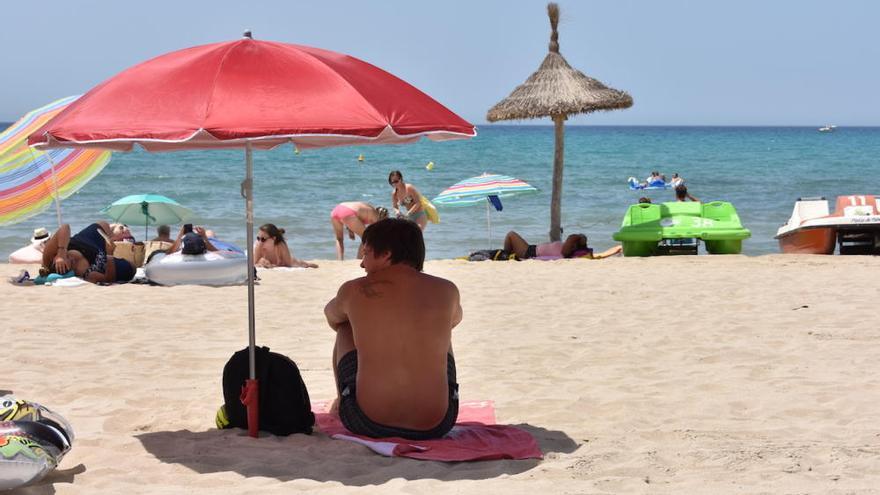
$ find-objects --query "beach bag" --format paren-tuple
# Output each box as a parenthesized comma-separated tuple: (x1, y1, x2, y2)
(467, 249, 516, 261)
(218, 346, 315, 436)
(143, 240, 173, 263)
(113, 241, 145, 267)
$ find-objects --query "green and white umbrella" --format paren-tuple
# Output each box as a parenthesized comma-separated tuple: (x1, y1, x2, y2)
(101, 194, 194, 239)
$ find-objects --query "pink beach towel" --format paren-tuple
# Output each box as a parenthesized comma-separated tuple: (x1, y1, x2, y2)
(312, 400, 543, 462)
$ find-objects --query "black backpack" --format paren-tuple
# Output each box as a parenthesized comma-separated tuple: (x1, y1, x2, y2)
(218, 346, 315, 435)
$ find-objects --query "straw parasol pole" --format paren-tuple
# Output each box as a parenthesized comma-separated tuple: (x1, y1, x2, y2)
(487, 3, 633, 241)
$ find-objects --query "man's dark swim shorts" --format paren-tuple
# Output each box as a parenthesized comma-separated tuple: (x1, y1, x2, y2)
(335, 350, 459, 440)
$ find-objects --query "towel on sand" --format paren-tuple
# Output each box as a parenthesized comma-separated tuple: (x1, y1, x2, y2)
(313, 400, 542, 462)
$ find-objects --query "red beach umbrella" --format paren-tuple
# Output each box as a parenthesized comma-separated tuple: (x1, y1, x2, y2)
(30, 31, 475, 438)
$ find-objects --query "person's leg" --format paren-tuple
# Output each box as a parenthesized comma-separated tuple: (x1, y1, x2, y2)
(332, 218, 345, 260)
(331, 322, 356, 414)
(343, 216, 367, 237)
(503, 231, 530, 258)
(415, 214, 428, 231)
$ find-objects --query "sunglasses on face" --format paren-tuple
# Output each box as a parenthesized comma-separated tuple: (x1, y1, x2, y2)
(389, 179, 400, 185)
(257, 236, 269, 242)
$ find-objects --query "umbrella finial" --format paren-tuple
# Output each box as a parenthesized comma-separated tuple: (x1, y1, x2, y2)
(243, 30, 253, 39)
(547, 3, 560, 53)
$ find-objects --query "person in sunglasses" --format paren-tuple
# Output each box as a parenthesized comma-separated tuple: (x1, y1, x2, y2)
(254, 223, 318, 269)
(388, 170, 428, 230)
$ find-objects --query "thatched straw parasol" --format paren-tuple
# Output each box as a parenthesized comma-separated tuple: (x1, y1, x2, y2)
(487, 3, 633, 241)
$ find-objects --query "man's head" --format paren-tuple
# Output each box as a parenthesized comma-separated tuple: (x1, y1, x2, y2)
(562, 233, 588, 257)
(360, 218, 424, 272)
(638, 197, 652, 204)
(157, 225, 170, 238)
(675, 185, 688, 200)
(110, 223, 131, 241)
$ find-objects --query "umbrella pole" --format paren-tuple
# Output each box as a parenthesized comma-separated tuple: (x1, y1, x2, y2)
(486, 199, 492, 249)
(43, 149, 63, 227)
(241, 143, 259, 438)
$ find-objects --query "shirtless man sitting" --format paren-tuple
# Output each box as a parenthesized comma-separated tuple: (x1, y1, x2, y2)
(324, 218, 462, 440)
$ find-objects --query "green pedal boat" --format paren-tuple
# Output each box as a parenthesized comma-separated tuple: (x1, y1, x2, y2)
(613, 201, 751, 256)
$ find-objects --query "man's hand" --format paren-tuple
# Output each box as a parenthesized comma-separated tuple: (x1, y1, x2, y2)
(53, 254, 69, 274)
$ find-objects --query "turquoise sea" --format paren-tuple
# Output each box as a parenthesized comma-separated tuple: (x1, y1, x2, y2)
(2, 125, 879, 261)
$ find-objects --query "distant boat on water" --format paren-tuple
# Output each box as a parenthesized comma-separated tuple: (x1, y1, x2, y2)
(818, 124, 837, 133)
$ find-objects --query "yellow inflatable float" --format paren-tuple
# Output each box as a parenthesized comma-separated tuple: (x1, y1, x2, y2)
(420, 196, 439, 224)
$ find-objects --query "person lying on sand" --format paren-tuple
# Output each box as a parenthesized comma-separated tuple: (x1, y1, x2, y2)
(500, 231, 621, 260)
(40, 222, 136, 284)
(324, 218, 461, 440)
(503, 230, 589, 259)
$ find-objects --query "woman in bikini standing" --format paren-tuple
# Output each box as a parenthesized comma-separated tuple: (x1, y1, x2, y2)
(388, 170, 428, 231)
(330, 202, 388, 260)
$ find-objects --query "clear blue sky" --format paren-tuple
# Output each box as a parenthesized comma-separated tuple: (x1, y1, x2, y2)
(2, 0, 878, 125)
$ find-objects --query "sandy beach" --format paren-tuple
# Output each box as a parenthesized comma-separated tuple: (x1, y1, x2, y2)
(4, 255, 880, 494)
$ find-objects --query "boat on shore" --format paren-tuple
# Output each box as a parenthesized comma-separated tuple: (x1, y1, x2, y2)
(613, 201, 750, 256)
(776, 195, 880, 254)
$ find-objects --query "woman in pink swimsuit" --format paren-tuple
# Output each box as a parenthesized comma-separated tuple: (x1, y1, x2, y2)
(331, 202, 388, 260)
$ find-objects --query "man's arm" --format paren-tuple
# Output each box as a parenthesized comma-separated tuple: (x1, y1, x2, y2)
(450, 283, 463, 329)
(324, 281, 352, 332)
(43, 224, 71, 271)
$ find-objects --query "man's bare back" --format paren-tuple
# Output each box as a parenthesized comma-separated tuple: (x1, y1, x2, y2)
(324, 218, 462, 437)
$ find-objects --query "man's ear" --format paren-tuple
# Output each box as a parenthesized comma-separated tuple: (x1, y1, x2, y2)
(376, 249, 393, 264)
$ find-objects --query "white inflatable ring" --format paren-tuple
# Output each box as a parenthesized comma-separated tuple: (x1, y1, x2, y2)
(144, 250, 248, 286)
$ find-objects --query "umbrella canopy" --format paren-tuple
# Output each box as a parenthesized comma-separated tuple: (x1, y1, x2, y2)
(101, 194, 195, 239)
(0, 96, 112, 226)
(433, 173, 537, 206)
(29, 32, 475, 438)
(486, 3, 632, 241)
(433, 173, 537, 248)
(28, 35, 475, 152)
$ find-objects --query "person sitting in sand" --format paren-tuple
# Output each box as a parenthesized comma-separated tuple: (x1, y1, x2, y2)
(324, 218, 461, 440)
(40, 222, 136, 284)
(150, 225, 174, 243)
(167, 225, 219, 254)
(331, 202, 388, 260)
(389, 170, 429, 231)
(675, 184, 699, 202)
(253, 223, 318, 269)
(502, 231, 590, 259)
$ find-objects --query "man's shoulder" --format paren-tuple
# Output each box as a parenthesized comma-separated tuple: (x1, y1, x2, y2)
(415, 271, 459, 292)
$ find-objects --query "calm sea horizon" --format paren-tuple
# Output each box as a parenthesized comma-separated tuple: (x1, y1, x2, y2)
(3, 125, 879, 261)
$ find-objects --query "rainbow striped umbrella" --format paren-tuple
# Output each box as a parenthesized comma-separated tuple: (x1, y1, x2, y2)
(0, 96, 112, 226)
(433, 173, 537, 248)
